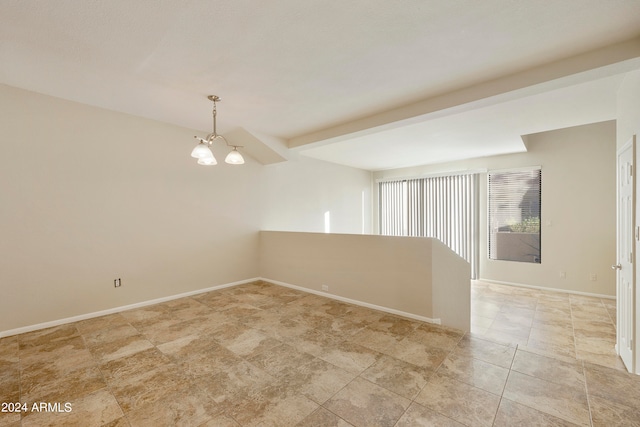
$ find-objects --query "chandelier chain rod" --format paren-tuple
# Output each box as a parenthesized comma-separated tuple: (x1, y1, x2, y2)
(211, 99, 218, 137)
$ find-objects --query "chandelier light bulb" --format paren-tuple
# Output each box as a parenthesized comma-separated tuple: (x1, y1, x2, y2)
(225, 147, 245, 165)
(191, 141, 213, 159)
(197, 154, 217, 165)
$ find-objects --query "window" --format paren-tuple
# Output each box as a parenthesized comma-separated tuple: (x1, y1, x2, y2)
(379, 173, 479, 278)
(488, 167, 541, 263)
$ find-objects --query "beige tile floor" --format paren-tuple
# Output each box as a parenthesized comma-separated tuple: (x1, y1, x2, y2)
(471, 280, 625, 371)
(0, 280, 639, 426)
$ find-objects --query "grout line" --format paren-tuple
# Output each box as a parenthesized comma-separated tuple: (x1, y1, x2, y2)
(569, 298, 579, 361)
(84, 318, 139, 425)
(527, 292, 541, 348)
(602, 296, 617, 332)
(581, 360, 595, 427)
(398, 330, 468, 425)
(490, 340, 519, 426)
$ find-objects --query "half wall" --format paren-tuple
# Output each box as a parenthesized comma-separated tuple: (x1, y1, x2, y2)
(259, 231, 470, 330)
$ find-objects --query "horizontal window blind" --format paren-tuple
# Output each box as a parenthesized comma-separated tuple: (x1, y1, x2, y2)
(488, 168, 541, 263)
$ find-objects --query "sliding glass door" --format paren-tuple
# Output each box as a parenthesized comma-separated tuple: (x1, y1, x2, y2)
(379, 173, 479, 278)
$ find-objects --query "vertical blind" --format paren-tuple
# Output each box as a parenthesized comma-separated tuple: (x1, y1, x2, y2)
(488, 168, 541, 263)
(379, 173, 479, 278)
(379, 180, 406, 236)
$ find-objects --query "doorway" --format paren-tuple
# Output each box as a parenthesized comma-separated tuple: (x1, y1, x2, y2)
(615, 136, 636, 373)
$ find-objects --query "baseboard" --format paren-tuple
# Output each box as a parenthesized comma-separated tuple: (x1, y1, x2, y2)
(260, 277, 441, 325)
(477, 278, 615, 300)
(2, 275, 441, 339)
(0, 277, 261, 338)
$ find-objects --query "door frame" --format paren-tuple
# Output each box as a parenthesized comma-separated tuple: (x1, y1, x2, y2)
(634, 135, 640, 375)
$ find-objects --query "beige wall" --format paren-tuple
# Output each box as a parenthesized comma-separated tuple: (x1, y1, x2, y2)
(431, 239, 471, 330)
(259, 231, 470, 330)
(374, 121, 616, 296)
(0, 84, 266, 332)
(617, 70, 640, 150)
(0, 85, 377, 334)
(260, 154, 372, 234)
(259, 231, 433, 317)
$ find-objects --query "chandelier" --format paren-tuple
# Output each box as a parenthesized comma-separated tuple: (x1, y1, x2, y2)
(191, 95, 244, 165)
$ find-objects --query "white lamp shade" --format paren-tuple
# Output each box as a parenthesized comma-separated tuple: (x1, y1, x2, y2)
(197, 153, 217, 165)
(225, 148, 245, 165)
(191, 142, 214, 159)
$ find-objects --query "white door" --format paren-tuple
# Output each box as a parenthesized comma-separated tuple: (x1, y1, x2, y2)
(616, 138, 635, 372)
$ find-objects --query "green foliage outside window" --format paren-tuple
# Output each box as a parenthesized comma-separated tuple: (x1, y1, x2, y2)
(507, 216, 540, 233)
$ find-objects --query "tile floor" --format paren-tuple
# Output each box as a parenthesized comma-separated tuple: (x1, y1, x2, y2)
(0, 280, 639, 426)
(471, 281, 625, 371)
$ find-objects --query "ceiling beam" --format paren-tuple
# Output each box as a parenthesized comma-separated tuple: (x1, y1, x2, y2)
(288, 36, 640, 150)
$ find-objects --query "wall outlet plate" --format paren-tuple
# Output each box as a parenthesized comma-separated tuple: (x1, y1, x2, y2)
(321, 284, 329, 292)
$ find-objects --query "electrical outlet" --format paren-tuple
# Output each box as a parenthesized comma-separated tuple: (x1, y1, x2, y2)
(589, 273, 597, 281)
(114, 278, 122, 287)
(321, 284, 329, 292)
(560, 271, 566, 279)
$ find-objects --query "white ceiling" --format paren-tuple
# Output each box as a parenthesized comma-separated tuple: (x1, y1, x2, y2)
(2, 0, 640, 170)
(301, 74, 624, 170)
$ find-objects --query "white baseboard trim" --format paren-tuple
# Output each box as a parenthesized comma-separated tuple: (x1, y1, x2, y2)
(0, 277, 261, 339)
(477, 278, 616, 300)
(260, 277, 441, 325)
